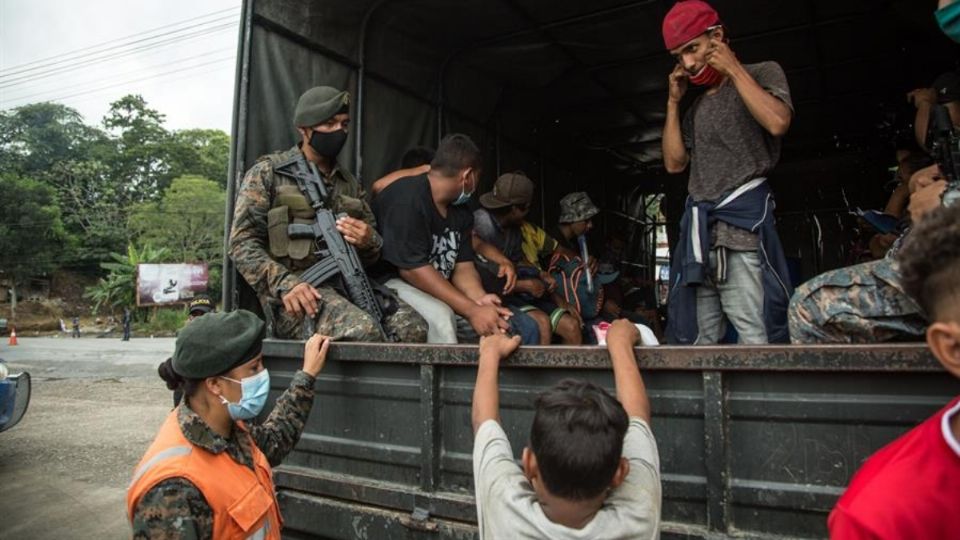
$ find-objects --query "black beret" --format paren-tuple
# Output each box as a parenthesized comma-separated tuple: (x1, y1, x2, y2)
(172, 310, 265, 379)
(294, 86, 350, 127)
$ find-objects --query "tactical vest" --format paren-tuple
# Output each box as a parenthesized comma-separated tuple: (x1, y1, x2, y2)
(260, 152, 367, 271)
(127, 410, 283, 540)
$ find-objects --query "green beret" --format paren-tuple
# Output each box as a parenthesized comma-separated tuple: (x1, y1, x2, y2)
(172, 310, 265, 379)
(294, 86, 350, 127)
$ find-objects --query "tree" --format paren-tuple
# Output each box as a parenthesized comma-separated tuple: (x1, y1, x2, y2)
(128, 175, 225, 263)
(84, 243, 170, 317)
(0, 174, 68, 318)
(102, 94, 170, 202)
(0, 102, 110, 183)
(166, 129, 231, 189)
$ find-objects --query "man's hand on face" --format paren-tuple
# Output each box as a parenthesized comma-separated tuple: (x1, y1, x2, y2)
(906, 88, 938, 108)
(336, 217, 374, 248)
(705, 38, 739, 77)
(282, 282, 322, 318)
(668, 64, 689, 104)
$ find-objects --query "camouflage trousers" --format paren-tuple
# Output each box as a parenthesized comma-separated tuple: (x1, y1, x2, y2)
(273, 285, 428, 342)
(788, 257, 926, 344)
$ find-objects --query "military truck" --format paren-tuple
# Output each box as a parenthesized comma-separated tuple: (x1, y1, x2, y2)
(222, 1, 960, 538)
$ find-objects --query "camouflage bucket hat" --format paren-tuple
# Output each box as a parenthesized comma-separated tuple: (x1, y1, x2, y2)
(558, 192, 600, 223)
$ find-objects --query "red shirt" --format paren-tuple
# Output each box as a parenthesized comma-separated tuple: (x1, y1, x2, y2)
(829, 395, 960, 539)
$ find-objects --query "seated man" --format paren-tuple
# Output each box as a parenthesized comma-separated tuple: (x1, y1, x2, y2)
(473, 172, 584, 345)
(472, 320, 661, 539)
(788, 163, 953, 343)
(230, 86, 427, 342)
(372, 133, 513, 343)
(370, 146, 434, 197)
(828, 204, 960, 538)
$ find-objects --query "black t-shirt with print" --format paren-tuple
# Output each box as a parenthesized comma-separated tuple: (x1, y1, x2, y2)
(373, 174, 475, 280)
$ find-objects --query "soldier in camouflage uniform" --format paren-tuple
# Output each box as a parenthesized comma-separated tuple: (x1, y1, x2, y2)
(129, 311, 329, 538)
(230, 86, 427, 342)
(789, 163, 955, 343)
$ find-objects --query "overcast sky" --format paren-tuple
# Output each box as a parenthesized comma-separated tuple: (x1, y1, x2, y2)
(0, 0, 239, 133)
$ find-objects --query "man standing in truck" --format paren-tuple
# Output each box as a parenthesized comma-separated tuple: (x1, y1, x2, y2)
(660, 0, 794, 344)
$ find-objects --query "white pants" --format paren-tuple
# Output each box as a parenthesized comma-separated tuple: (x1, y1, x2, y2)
(385, 278, 476, 344)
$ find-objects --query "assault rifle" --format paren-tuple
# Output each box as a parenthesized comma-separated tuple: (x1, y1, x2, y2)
(930, 105, 960, 207)
(274, 155, 395, 341)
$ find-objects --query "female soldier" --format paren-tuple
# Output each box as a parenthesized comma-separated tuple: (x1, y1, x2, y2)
(127, 309, 329, 539)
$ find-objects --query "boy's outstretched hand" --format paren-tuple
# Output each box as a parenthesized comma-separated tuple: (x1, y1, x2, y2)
(479, 333, 522, 360)
(607, 319, 640, 348)
(606, 319, 651, 423)
(473, 334, 521, 433)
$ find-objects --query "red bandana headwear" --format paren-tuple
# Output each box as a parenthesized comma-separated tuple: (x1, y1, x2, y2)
(662, 0, 721, 50)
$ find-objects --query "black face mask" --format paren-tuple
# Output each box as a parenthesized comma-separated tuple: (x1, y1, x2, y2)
(308, 129, 347, 159)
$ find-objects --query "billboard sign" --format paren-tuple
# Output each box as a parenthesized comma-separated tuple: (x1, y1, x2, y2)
(136, 263, 209, 306)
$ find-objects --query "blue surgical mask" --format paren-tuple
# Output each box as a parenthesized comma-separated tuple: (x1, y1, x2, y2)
(219, 369, 270, 420)
(452, 184, 474, 206)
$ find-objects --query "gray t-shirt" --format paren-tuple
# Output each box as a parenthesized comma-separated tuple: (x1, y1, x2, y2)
(473, 418, 661, 540)
(473, 208, 524, 263)
(682, 61, 793, 250)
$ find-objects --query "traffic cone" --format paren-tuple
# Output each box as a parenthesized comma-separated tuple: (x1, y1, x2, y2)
(8, 326, 18, 346)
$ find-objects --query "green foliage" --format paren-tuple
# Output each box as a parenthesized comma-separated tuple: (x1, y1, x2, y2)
(84, 243, 170, 315)
(166, 129, 231, 189)
(135, 307, 188, 335)
(128, 175, 225, 263)
(0, 102, 110, 182)
(0, 174, 68, 285)
(102, 94, 170, 202)
(0, 96, 231, 275)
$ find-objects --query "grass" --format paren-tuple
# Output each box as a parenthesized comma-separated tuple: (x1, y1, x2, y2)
(134, 308, 188, 335)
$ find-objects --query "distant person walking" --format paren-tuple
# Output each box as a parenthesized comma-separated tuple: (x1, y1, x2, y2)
(72, 316, 80, 338)
(122, 308, 132, 341)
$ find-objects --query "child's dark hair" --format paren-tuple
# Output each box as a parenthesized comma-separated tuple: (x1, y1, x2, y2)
(401, 146, 435, 169)
(897, 204, 960, 319)
(157, 358, 203, 399)
(530, 378, 629, 500)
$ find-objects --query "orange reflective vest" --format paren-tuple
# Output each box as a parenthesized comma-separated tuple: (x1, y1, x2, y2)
(127, 410, 283, 539)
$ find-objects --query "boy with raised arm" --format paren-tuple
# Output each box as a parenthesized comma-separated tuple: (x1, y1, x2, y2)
(471, 320, 662, 539)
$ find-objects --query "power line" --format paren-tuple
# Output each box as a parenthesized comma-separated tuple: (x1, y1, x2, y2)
(0, 21, 238, 90)
(1, 47, 234, 104)
(0, 56, 235, 109)
(0, 7, 238, 77)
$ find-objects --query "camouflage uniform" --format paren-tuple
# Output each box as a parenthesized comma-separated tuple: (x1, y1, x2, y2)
(131, 370, 316, 539)
(230, 145, 427, 342)
(788, 255, 926, 344)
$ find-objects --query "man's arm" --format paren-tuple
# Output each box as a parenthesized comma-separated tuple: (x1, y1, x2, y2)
(400, 264, 480, 316)
(472, 334, 522, 433)
(471, 235, 517, 294)
(605, 319, 651, 423)
(452, 261, 492, 301)
(710, 45, 792, 137)
(907, 88, 938, 148)
(230, 162, 301, 301)
(663, 65, 690, 173)
(370, 165, 430, 196)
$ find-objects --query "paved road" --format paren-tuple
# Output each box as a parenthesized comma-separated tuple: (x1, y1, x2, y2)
(1, 338, 176, 539)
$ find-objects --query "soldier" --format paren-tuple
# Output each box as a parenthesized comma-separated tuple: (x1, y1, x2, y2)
(788, 164, 951, 343)
(230, 86, 427, 342)
(129, 310, 329, 539)
(187, 294, 214, 322)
